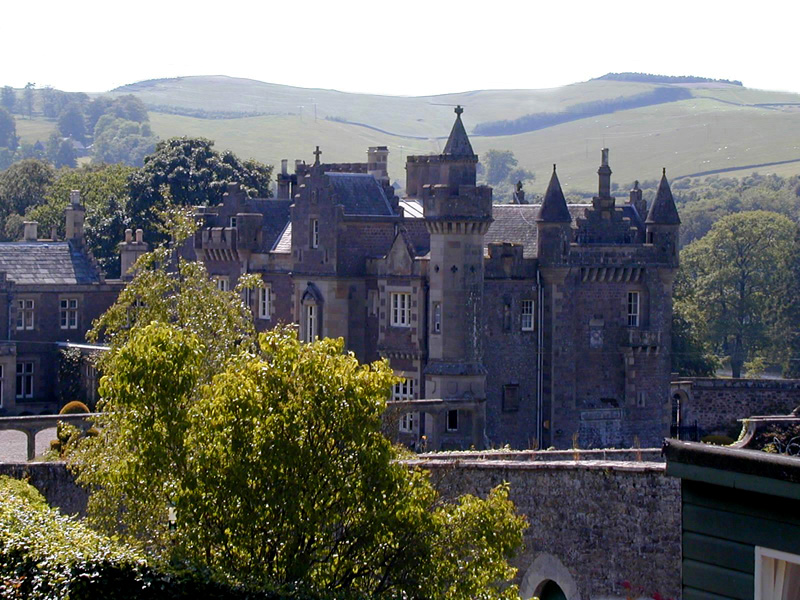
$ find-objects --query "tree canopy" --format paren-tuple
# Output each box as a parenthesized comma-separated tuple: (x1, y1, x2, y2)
(678, 210, 798, 377)
(72, 235, 526, 599)
(0, 158, 55, 226)
(0, 106, 18, 151)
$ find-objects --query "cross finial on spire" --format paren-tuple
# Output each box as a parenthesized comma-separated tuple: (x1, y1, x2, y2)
(553, 163, 557, 172)
(662, 167, 666, 176)
(313, 146, 322, 165)
(454, 105, 463, 116)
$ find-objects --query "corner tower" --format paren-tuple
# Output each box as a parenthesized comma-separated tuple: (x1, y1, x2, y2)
(421, 107, 492, 449)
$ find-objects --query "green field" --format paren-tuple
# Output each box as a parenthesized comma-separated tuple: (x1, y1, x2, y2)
(14, 75, 800, 195)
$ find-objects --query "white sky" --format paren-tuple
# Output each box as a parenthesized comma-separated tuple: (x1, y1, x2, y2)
(5, 0, 800, 96)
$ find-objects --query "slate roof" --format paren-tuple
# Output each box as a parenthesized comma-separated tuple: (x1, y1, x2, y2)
(0, 242, 101, 285)
(442, 109, 476, 158)
(326, 173, 395, 216)
(247, 199, 293, 252)
(646, 172, 681, 225)
(484, 204, 590, 258)
(537, 168, 572, 223)
(271, 222, 292, 254)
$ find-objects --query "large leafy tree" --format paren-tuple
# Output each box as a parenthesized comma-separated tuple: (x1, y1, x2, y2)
(1, 85, 16, 113)
(0, 158, 55, 225)
(0, 106, 18, 151)
(27, 163, 136, 276)
(127, 137, 272, 243)
(679, 210, 797, 377)
(72, 233, 525, 599)
(57, 102, 87, 144)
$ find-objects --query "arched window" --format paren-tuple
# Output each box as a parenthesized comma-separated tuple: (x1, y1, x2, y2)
(300, 283, 324, 343)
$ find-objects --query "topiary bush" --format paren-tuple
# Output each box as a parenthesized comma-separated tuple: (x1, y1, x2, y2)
(59, 400, 90, 415)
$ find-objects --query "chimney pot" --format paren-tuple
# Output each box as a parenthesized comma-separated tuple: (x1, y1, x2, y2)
(281, 159, 288, 175)
(69, 190, 81, 206)
(125, 228, 133, 243)
(135, 229, 143, 243)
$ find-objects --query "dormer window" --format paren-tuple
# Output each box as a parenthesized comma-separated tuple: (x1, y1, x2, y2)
(311, 219, 319, 248)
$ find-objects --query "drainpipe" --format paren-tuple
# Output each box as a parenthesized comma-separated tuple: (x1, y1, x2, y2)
(536, 270, 544, 449)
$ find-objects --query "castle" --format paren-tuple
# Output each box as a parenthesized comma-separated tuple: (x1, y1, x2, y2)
(190, 107, 680, 450)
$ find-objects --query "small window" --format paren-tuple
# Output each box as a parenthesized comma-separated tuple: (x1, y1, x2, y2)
(755, 547, 800, 600)
(503, 302, 512, 332)
(0, 364, 4, 408)
(305, 304, 317, 342)
(16, 362, 33, 399)
(390, 292, 411, 327)
(16, 299, 34, 330)
(60, 298, 78, 329)
(446, 409, 459, 432)
(392, 377, 415, 401)
(214, 276, 230, 292)
(229, 216, 237, 228)
(503, 385, 520, 412)
(311, 219, 320, 248)
(432, 302, 441, 334)
(627, 291, 640, 327)
(637, 391, 647, 408)
(399, 412, 416, 433)
(258, 285, 271, 320)
(521, 300, 534, 331)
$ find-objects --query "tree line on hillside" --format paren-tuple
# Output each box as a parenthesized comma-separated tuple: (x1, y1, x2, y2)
(472, 87, 691, 137)
(0, 84, 156, 169)
(593, 72, 743, 86)
(0, 138, 272, 277)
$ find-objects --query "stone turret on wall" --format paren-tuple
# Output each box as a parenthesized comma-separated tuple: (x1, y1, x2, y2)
(536, 165, 572, 267)
(646, 170, 681, 268)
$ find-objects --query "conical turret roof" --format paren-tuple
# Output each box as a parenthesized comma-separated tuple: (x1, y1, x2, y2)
(646, 169, 681, 225)
(537, 165, 572, 223)
(442, 105, 475, 158)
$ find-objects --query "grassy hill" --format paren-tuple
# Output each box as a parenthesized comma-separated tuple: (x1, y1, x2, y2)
(15, 74, 800, 194)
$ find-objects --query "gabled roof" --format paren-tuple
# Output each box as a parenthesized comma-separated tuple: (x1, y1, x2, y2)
(485, 204, 589, 258)
(326, 173, 395, 216)
(442, 106, 475, 158)
(537, 167, 572, 223)
(271, 222, 292, 254)
(0, 242, 102, 285)
(646, 171, 681, 225)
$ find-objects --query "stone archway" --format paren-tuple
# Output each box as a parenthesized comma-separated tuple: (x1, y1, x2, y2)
(519, 553, 579, 600)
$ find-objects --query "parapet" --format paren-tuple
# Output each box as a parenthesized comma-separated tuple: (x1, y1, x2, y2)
(422, 184, 492, 221)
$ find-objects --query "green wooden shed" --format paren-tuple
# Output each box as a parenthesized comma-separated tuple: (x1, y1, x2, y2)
(665, 436, 800, 600)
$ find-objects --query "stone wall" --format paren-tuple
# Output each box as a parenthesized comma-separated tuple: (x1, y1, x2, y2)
(0, 461, 87, 516)
(673, 377, 800, 437)
(410, 457, 680, 600)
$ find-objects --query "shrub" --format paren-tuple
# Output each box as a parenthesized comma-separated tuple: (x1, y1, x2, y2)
(701, 434, 736, 446)
(59, 400, 90, 415)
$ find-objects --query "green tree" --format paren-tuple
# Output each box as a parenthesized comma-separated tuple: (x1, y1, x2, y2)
(92, 114, 155, 167)
(1, 85, 16, 113)
(0, 106, 18, 151)
(478, 149, 534, 203)
(127, 137, 272, 244)
(28, 163, 136, 276)
(72, 235, 525, 599)
(46, 132, 77, 168)
(679, 210, 797, 377)
(57, 102, 87, 144)
(0, 158, 55, 224)
(42, 87, 72, 119)
(23, 82, 35, 118)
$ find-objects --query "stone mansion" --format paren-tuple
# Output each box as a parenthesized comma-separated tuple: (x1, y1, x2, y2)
(189, 107, 680, 450)
(0, 107, 680, 450)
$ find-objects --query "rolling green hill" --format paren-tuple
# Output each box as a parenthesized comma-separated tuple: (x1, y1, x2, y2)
(15, 74, 800, 194)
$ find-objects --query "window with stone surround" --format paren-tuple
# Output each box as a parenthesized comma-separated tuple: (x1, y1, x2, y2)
(446, 409, 458, 432)
(258, 285, 271, 320)
(392, 377, 415, 401)
(390, 292, 411, 327)
(311, 219, 319, 248)
(304, 303, 318, 342)
(60, 298, 78, 329)
(432, 302, 441, 334)
(627, 291, 640, 327)
(214, 276, 230, 292)
(521, 299, 534, 331)
(16, 299, 34, 330)
(16, 362, 33, 399)
(503, 384, 520, 412)
(399, 412, 417, 433)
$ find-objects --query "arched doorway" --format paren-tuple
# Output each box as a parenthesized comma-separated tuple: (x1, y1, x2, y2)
(538, 580, 567, 600)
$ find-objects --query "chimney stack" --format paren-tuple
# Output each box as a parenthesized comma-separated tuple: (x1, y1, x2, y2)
(119, 227, 149, 280)
(65, 189, 85, 243)
(23, 221, 38, 242)
(597, 148, 613, 204)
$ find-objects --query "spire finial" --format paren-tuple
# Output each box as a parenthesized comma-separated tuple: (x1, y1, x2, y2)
(553, 163, 557, 173)
(454, 105, 463, 116)
(662, 167, 666, 176)
(313, 146, 322, 166)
